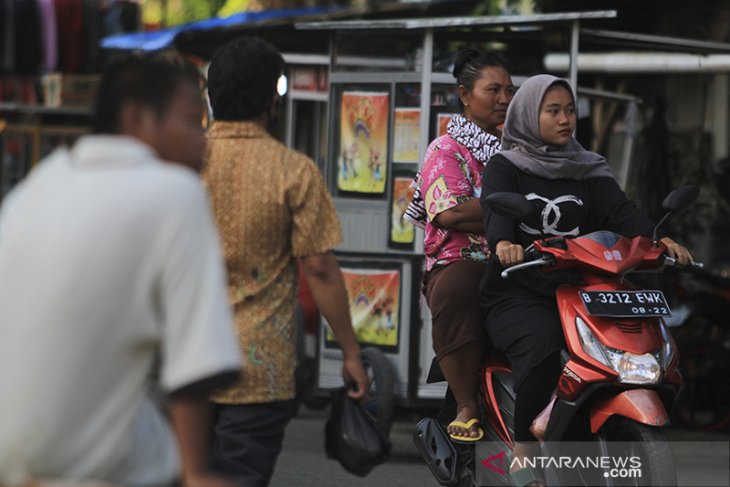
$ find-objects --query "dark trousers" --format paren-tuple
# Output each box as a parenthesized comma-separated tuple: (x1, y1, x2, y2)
(514, 352, 561, 441)
(211, 400, 297, 487)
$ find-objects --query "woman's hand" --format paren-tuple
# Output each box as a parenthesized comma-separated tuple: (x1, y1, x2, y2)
(495, 240, 524, 267)
(660, 237, 694, 266)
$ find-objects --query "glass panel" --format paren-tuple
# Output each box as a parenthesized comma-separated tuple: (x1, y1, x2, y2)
(432, 40, 460, 74)
(333, 31, 422, 73)
(582, 231, 622, 248)
(431, 31, 512, 74)
(395, 84, 420, 108)
(293, 100, 317, 159)
(317, 101, 328, 172)
(429, 83, 460, 141)
(432, 29, 540, 76)
(292, 100, 328, 173)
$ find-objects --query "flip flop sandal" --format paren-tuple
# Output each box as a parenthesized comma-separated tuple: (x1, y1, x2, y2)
(447, 418, 484, 443)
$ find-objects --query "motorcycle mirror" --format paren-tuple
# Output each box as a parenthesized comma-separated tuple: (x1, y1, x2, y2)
(652, 185, 700, 246)
(484, 192, 533, 221)
(662, 185, 699, 212)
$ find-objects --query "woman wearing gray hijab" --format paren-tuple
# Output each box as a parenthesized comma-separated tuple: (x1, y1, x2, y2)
(479, 74, 692, 487)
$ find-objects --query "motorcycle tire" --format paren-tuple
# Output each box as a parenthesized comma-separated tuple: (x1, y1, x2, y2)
(361, 347, 395, 439)
(598, 416, 677, 487)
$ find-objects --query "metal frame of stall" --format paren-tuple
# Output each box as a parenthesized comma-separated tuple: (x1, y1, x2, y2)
(295, 10, 619, 407)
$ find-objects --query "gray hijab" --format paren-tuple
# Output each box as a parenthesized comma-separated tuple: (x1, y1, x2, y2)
(500, 74, 613, 180)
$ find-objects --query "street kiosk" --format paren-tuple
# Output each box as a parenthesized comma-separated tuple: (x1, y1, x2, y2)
(294, 10, 620, 408)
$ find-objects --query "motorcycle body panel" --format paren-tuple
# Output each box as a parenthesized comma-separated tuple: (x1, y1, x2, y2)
(480, 354, 515, 446)
(535, 232, 665, 276)
(590, 389, 670, 432)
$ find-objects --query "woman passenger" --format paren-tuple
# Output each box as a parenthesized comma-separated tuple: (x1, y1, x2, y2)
(417, 49, 514, 442)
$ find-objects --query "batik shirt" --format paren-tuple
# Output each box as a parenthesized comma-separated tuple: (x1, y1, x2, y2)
(204, 121, 342, 404)
(419, 115, 500, 272)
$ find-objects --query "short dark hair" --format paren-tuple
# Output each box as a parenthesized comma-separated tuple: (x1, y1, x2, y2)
(453, 49, 512, 108)
(92, 55, 199, 134)
(207, 36, 285, 121)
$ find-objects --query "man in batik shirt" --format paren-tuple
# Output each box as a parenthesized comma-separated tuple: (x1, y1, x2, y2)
(203, 36, 369, 487)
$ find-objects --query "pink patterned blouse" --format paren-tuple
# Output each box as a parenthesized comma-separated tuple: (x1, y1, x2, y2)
(419, 134, 491, 272)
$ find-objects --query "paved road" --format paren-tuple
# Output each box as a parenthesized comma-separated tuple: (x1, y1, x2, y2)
(270, 406, 435, 487)
(270, 406, 730, 487)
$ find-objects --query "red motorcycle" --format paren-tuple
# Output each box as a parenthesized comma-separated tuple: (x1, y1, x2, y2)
(415, 186, 701, 487)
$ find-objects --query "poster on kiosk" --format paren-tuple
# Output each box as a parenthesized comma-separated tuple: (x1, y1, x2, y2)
(336, 91, 389, 194)
(318, 258, 415, 399)
(324, 267, 401, 351)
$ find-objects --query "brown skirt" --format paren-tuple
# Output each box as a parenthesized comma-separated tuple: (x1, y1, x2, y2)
(423, 259, 487, 360)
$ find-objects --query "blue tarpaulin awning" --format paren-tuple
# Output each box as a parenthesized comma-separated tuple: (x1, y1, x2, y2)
(101, 6, 342, 51)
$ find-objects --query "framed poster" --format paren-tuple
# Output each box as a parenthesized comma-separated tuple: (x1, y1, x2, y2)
(436, 112, 454, 137)
(337, 91, 389, 194)
(324, 265, 401, 352)
(393, 108, 420, 163)
(389, 171, 417, 249)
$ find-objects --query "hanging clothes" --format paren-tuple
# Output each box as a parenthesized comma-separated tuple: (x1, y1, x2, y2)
(13, 0, 44, 74)
(141, 0, 164, 30)
(83, 0, 100, 72)
(37, 0, 59, 72)
(1, 0, 16, 73)
(104, 0, 140, 36)
(55, 0, 85, 73)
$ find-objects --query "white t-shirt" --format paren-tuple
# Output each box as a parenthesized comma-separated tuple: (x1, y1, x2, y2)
(0, 136, 242, 486)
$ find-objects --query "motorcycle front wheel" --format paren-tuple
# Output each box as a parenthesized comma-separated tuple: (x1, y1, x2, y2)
(597, 416, 677, 487)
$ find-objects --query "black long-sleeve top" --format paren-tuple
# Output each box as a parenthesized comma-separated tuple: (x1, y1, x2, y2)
(480, 154, 657, 298)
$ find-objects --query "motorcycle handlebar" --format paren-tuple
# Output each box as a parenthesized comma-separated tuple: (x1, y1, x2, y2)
(499, 253, 704, 279)
(500, 258, 553, 279)
(663, 256, 705, 270)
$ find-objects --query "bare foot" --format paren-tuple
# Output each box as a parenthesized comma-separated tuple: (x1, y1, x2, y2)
(447, 402, 481, 438)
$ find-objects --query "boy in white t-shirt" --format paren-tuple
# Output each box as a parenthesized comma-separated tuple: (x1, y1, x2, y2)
(0, 57, 241, 487)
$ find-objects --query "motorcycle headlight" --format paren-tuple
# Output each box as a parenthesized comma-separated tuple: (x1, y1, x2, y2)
(608, 351, 661, 384)
(575, 316, 611, 368)
(575, 317, 661, 384)
(658, 320, 675, 370)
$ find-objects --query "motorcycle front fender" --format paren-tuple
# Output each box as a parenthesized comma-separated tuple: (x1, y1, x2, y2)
(590, 389, 669, 433)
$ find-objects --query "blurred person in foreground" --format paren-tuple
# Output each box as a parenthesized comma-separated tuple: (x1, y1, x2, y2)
(204, 36, 369, 486)
(0, 56, 241, 487)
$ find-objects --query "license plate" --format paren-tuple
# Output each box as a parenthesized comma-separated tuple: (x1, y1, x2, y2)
(579, 290, 671, 317)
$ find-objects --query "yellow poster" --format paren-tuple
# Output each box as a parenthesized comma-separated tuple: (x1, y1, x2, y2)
(338, 91, 389, 194)
(391, 177, 415, 244)
(326, 268, 400, 348)
(393, 108, 420, 163)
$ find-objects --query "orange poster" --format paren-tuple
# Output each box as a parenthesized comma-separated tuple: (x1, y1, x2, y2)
(391, 176, 415, 245)
(393, 108, 420, 163)
(337, 91, 389, 194)
(326, 268, 400, 348)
